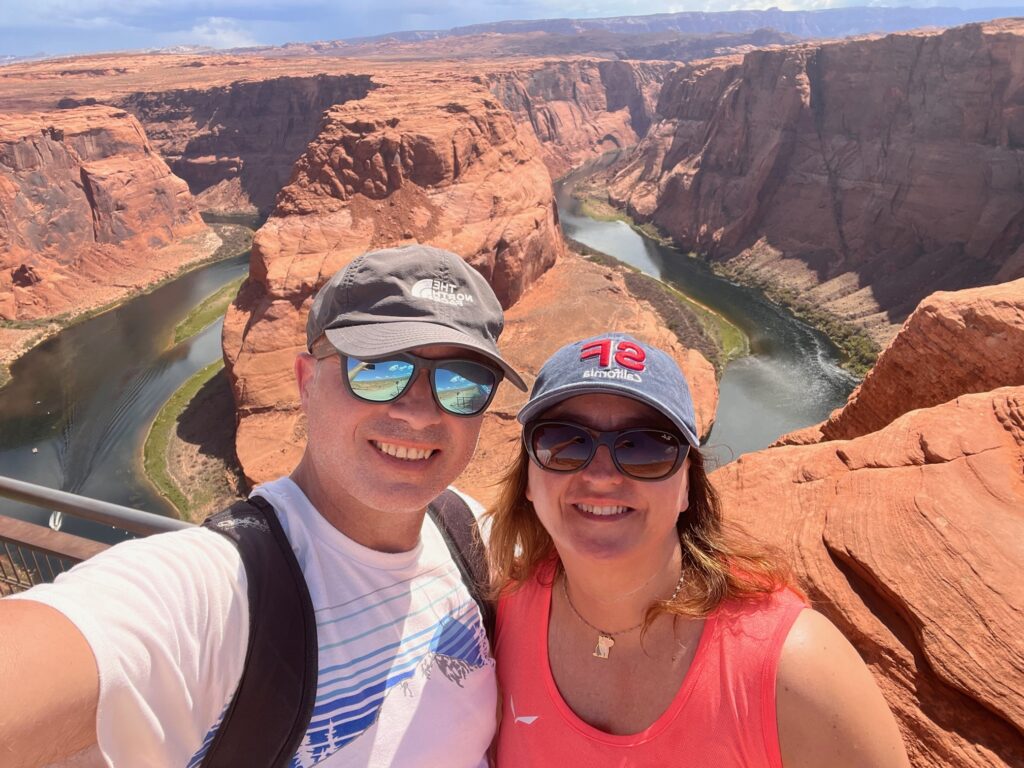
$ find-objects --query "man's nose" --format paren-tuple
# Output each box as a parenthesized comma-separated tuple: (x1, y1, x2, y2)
(387, 371, 443, 427)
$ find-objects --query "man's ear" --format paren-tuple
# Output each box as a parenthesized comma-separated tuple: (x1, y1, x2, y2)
(295, 352, 317, 409)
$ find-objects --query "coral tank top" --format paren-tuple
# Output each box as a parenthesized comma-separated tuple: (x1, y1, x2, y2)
(494, 566, 806, 767)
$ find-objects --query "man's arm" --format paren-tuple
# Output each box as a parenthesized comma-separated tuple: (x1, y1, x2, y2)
(776, 609, 911, 768)
(0, 600, 99, 768)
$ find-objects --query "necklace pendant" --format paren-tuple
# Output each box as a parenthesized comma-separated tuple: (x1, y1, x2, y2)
(593, 635, 615, 660)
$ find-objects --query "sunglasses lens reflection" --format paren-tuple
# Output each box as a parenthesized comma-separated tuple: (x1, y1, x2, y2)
(347, 358, 415, 402)
(615, 431, 681, 479)
(433, 361, 497, 415)
(346, 356, 497, 415)
(531, 423, 593, 471)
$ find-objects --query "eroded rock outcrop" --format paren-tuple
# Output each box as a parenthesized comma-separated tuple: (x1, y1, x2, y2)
(488, 60, 672, 177)
(609, 21, 1024, 345)
(779, 278, 1024, 445)
(712, 387, 1024, 767)
(117, 74, 377, 214)
(223, 81, 566, 483)
(0, 105, 213, 323)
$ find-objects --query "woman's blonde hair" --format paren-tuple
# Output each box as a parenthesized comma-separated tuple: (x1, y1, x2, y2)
(487, 438, 798, 623)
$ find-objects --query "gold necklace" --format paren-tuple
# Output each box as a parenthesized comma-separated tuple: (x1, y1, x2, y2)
(561, 568, 685, 660)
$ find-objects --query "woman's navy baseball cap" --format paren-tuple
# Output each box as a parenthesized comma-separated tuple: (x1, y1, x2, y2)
(517, 332, 700, 448)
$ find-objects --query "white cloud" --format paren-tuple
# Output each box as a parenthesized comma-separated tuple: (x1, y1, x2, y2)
(164, 16, 260, 48)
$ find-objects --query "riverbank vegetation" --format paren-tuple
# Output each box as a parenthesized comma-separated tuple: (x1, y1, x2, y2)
(174, 276, 245, 344)
(574, 182, 673, 246)
(569, 238, 746, 373)
(572, 185, 878, 376)
(0, 222, 254, 390)
(713, 261, 879, 375)
(143, 361, 245, 522)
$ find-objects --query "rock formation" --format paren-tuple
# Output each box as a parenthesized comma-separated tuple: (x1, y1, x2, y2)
(0, 105, 214, 323)
(713, 386, 1024, 767)
(609, 21, 1024, 346)
(780, 278, 1024, 445)
(222, 78, 566, 483)
(711, 275, 1024, 766)
(117, 74, 377, 214)
(487, 60, 672, 178)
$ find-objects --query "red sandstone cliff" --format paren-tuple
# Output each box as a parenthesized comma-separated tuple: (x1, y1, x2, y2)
(222, 78, 565, 483)
(487, 59, 672, 177)
(0, 105, 214, 324)
(710, 276, 1024, 766)
(780, 278, 1024, 445)
(609, 21, 1024, 346)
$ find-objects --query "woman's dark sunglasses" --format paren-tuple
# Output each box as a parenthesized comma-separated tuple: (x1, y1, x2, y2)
(524, 420, 689, 481)
(312, 341, 501, 417)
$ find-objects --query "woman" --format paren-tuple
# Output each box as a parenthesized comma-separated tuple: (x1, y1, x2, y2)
(488, 333, 909, 767)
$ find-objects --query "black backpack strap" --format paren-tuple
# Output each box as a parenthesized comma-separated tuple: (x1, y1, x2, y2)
(199, 496, 317, 768)
(427, 489, 495, 645)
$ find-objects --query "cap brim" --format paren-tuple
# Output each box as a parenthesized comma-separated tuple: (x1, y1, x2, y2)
(517, 382, 701, 448)
(324, 322, 527, 391)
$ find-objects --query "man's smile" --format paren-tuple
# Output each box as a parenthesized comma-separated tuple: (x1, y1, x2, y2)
(371, 439, 438, 462)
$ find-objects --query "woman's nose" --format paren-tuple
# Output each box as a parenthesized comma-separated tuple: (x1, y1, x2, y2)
(581, 444, 622, 483)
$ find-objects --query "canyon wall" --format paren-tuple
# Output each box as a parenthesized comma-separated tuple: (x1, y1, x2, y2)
(0, 105, 214, 324)
(222, 77, 564, 483)
(220, 68, 718, 487)
(711, 279, 1024, 767)
(609, 21, 1024, 345)
(117, 74, 377, 214)
(487, 59, 672, 177)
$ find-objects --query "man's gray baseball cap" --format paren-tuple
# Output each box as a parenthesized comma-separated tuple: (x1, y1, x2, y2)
(517, 332, 699, 447)
(307, 244, 527, 391)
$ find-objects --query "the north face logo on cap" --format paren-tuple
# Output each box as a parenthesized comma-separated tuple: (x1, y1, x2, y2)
(410, 278, 476, 307)
(580, 338, 645, 382)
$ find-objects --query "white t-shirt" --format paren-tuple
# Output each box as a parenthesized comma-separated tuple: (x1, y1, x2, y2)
(14, 477, 496, 767)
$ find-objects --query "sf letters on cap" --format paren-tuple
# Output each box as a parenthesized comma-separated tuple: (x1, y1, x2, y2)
(580, 339, 646, 372)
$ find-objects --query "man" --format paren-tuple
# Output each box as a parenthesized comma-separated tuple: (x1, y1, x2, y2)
(0, 244, 526, 768)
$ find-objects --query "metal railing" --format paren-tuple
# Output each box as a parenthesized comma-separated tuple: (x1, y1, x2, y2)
(0, 474, 194, 596)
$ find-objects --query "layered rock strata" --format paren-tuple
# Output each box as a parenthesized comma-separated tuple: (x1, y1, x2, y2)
(487, 60, 672, 177)
(0, 105, 213, 323)
(609, 21, 1024, 345)
(223, 81, 566, 483)
(712, 387, 1024, 767)
(712, 275, 1024, 766)
(117, 74, 377, 214)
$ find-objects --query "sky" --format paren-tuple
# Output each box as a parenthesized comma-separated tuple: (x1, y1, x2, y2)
(2, 0, 1023, 58)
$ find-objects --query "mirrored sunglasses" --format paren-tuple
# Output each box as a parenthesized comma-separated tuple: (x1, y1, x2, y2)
(312, 341, 500, 417)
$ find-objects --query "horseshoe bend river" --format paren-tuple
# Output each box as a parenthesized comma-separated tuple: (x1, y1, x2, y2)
(0, 177, 857, 542)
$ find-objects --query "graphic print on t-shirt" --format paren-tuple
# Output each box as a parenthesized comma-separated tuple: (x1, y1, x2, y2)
(188, 561, 491, 767)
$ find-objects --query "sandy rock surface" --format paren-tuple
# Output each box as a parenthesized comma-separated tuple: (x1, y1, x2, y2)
(713, 386, 1024, 767)
(609, 20, 1024, 345)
